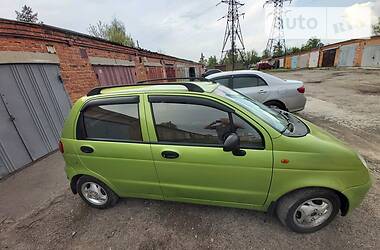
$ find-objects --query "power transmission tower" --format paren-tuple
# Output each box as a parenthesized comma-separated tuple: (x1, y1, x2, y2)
(264, 0, 292, 57)
(218, 0, 246, 70)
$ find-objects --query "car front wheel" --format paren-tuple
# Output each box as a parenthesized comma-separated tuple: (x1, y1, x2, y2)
(276, 188, 341, 233)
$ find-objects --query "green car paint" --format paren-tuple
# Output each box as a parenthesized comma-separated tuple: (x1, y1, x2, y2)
(61, 82, 372, 214)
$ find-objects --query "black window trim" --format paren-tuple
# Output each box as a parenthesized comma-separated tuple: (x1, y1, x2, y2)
(76, 96, 143, 143)
(231, 74, 268, 89)
(148, 95, 265, 150)
(210, 76, 233, 88)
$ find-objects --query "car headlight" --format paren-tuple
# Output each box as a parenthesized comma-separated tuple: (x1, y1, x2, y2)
(358, 154, 369, 169)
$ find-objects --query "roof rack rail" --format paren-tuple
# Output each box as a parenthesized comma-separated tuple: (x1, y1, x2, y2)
(137, 77, 210, 84)
(87, 81, 209, 96)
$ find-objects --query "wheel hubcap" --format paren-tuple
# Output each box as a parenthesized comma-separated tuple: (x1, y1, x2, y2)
(81, 182, 108, 206)
(293, 198, 333, 228)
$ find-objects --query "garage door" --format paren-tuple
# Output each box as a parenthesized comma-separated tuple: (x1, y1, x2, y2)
(93, 65, 136, 86)
(165, 65, 176, 79)
(338, 44, 358, 67)
(291, 56, 298, 69)
(309, 51, 320, 68)
(147, 66, 164, 80)
(322, 49, 337, 67)
(361, 45, 380, 68)
(0, 64, 71, 178)
(298, 54, 309, 69)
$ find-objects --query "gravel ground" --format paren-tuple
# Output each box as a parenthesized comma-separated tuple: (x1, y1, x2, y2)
(0, 68, 379, 250)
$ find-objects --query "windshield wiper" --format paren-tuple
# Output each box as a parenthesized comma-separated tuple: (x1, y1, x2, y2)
(278, 110, 294, 133)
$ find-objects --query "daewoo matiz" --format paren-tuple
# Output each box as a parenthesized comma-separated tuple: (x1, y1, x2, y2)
(60, 80, 371, 233)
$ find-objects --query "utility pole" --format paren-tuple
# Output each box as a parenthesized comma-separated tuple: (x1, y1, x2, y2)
(218, 0, 246, 70)
(264, 0, 292, 58)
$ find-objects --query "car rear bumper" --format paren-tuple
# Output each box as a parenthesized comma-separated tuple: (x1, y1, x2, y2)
(285, 95, 307, 112)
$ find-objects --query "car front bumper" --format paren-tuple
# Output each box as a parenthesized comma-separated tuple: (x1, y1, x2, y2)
(342, 178, 372, 214)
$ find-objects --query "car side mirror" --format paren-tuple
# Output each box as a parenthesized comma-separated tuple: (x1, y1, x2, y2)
(223, 133, 247, 156)
(223, 133, 240, 152)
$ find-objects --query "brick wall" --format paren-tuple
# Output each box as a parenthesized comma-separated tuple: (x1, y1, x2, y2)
(0, 19, 204, 101)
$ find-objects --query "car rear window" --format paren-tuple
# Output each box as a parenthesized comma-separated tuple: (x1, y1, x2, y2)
(79, 103, 142, 142)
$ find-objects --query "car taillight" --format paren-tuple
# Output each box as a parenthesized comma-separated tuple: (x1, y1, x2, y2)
(58, 140, 64, 153)
(297, 86, 305, 93)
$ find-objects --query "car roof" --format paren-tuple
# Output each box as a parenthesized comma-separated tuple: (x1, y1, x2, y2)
(206, 70, 266, 79)
(95, 81, 219, 96)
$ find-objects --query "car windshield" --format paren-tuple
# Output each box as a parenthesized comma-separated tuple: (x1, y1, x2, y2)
(213, 85, 288, 132)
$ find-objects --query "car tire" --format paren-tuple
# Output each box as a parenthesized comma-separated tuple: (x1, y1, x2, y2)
(77, 176, 119, 209)
(264, 101, 286, 111)
(276, 188, 341, 233)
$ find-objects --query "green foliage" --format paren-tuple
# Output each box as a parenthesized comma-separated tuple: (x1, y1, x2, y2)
(15, 5, 39, 23)
(301, 38, 324, 51)
(286, 38, 323, 55)
(239, 50, 261, 68)
(373, 18, 380, 35)
(287, 46, 301, 54)
(89, 18, 135, 47)
(207, 56, 218, 68)
(199, 53, 207, 66)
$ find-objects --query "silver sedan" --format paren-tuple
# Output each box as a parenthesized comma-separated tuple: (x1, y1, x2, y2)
(206, 70, 306, 112)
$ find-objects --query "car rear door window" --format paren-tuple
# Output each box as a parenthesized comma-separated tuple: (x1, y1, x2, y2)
(232, 75, 267, 89)
(150, 98, 264, 149)
(213, 77, 230, 87)
(81, 103, 142, 141)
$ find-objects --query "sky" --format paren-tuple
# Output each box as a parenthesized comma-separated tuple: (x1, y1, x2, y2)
(0, 0, 379, 62)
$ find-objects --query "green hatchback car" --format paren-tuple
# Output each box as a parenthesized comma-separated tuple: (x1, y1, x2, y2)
(60, 81, 371, 233)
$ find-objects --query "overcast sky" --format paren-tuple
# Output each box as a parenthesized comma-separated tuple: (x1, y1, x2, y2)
(1, 0, 379, 62)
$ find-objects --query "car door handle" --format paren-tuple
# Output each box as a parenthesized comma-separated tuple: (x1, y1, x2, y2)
(80, 146, 94, 154)
(161, 151, 179, 159)
(258, 89, 267, 94)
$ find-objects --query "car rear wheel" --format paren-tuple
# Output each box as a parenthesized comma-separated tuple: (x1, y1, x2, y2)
(264, 100, 287, 111)
(77, 176, 119, 209)
(276, 188, 341, 233)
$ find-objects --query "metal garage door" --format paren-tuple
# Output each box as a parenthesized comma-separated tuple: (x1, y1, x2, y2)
(338, 44, 358, 67)
(322, 49, 337, 67)
(291, 56, 298, 69)
(165, 65, 176, 79)
(147, 66, 164, 80)
(361, 45, 380, 68)
(299, 54, 309, 69)
(176, 65, 190, 78)
(0, 64, 71, 177)
(309, 51, 320, 68)
(93, 65, 136, 86)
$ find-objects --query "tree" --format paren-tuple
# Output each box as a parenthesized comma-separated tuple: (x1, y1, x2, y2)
(199, 53, 207, 66)
(89, 18, 135, 47)
(262, 49, 271, 59)
(287, 46, 301, 54)
(239, 50, 261, 68)
(373, 17, 380, 35)
(301, 38, 324, 51)
(207, 56, 218, 68)
(15, 5, 39, 23)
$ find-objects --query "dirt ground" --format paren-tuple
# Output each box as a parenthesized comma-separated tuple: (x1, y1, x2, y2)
(0, 68, 379, 250)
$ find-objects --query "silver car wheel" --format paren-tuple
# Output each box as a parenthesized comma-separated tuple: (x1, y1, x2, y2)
(81, 182, 108, 206)
(293, 198, 333, 229)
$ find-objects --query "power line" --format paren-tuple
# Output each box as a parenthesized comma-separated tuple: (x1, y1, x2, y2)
(264, 0, 292, 57)
(218, 0, 246, 70)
